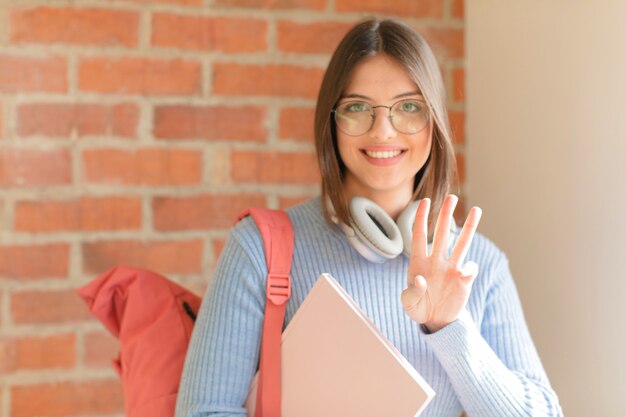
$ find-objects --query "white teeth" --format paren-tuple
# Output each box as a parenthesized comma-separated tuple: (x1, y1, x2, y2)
(364, 150, 403, 159)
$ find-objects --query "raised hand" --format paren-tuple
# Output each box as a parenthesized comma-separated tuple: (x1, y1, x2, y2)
(400, 195, 482, 333)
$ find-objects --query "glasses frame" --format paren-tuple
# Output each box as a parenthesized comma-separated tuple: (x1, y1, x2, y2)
(331, 98, 430, 137)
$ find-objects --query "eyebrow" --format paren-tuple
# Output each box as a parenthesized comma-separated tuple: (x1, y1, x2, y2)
(341, 91, 423, 101)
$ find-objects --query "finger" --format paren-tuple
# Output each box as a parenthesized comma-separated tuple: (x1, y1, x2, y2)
(431, 195, 458, 257)
(449, 206, 482, 267)
(410, 198, 430, 259)
(401, 275, 430, 322)
(458, 261, 479, 284)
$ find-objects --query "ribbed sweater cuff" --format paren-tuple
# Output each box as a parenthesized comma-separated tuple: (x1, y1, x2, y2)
(419, 309, 475, 346)
(420, 311, 529, 417)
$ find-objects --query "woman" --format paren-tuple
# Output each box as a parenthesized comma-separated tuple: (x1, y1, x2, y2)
(176, 18, 562, 417)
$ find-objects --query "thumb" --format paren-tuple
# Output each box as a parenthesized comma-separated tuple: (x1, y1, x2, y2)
(459, 261, 479, 284)
(401, 275, 429, 323)
(413, 274, 428, 292)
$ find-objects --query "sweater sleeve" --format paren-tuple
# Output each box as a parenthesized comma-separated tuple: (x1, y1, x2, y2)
(421, 254, 563, 417)
(175, 226, 266, 417)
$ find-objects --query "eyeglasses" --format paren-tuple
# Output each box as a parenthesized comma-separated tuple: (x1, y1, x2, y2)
(332, 99, 430, 136)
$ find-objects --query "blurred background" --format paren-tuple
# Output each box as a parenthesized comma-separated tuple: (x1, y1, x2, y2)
(0, 0, 623, 416)
(467, 1, 626, 416)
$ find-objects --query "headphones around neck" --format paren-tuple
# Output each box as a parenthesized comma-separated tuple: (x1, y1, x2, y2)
(331, 197, 454, 263)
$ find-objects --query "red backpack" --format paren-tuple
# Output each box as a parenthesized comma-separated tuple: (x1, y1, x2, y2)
(78, 208, 293, 417)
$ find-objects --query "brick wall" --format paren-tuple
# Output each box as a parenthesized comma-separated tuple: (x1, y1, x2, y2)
(0, 1, 465, 416)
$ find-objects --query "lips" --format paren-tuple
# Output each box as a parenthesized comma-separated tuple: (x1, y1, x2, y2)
(359, 146, 407, 166)
(360, 146, 407, 159)
(363, 149, 403, 159)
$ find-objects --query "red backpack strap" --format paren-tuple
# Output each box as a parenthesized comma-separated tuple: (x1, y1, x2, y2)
(237, 208, 294, 417)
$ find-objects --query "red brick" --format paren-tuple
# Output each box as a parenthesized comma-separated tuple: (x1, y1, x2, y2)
(279, 106, 315, 142)
(336, 0, 443, 17)
(11, 380, 123, 417)
(213, 63, 323, 98)
(19, 103, 105, 137)
(11, 290, 93, 324)
(0, 243, 69, 279)
(452, 67, 464, 102)
(448, 110, 465, 145)
(212, 238, 226, 261)
(452, 0, 464, 19)
(214, 0, 326, 9)
(15, 196, 142, 232)
(79, 57, 201, 95)
(154, 105, 267, 141)
(152, 14, 267, 52)
(83, 239, 203, 274)
(82, 148, 202, 185)
(279, 195, 314, 209)
(277, 21, 350, 54)
(0, 55, 67, 92)
(231, 151, 319, 184)
(456, 152, 465, 184)
(84, 331, 118, 368)
(111, 103, 140, 137)
(421, 28, 464, 60)
(153, 194, 266, 230)
(17, 102, 139, 138)
(0, 333, 75, 372)
(0, 148, 72, 187)
(9, 7, 138, 47)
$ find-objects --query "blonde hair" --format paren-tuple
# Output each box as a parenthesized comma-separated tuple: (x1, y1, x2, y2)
(314, 18, 457, 231)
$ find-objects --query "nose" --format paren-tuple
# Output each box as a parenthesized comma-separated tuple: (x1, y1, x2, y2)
(368, 107, 396, 141)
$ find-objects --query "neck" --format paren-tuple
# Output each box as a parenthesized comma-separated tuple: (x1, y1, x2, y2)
(343, 181, 413, 220)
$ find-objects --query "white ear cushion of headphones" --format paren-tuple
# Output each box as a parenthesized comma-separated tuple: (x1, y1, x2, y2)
(349, 197, 404, 262)
(396, 199, 420, 256)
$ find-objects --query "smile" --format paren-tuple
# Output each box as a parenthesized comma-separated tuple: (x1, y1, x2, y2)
(360, 147, 407, 158)
(363, 150, 404, 159)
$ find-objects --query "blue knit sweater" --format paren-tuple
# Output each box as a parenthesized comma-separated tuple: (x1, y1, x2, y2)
(175, 197, 562, 417)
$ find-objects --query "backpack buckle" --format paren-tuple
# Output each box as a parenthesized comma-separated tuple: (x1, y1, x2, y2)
(266, 273, 291, 306)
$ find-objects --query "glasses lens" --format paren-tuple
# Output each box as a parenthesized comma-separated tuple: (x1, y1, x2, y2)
(390, 100, 429, 134)
(334, 101, 373, 136)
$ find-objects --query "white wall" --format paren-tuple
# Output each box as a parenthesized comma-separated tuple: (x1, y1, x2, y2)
(467, 1, 626, 415)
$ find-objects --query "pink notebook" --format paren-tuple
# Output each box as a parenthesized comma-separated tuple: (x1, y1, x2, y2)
(245, 273, 435, 417)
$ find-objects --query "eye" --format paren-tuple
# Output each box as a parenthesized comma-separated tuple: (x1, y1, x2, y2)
(343, 102, 370, 113)
(398, 100, 424, 113)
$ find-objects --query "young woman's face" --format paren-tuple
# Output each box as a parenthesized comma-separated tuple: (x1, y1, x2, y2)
(336, 54, 432, 204)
